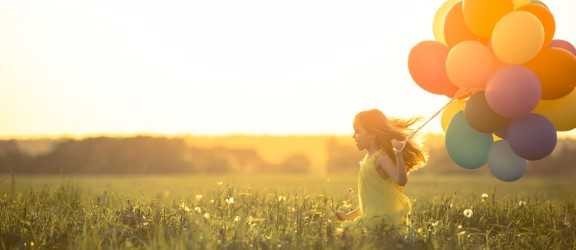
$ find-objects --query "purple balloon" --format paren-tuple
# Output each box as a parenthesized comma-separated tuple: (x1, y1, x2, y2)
(551, 39, 576, 56)
(486, 66, 541, 119)
(507, 114, 557, 161)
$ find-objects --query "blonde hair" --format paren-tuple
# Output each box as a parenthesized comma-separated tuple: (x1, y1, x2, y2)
(354, 109, 427, 173)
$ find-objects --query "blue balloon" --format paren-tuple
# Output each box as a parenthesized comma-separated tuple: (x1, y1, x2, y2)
(489, 140, 527, 182)
(446, 112, 494, 169)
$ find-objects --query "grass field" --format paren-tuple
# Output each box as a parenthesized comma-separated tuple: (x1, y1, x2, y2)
(1, 174, 575, 249)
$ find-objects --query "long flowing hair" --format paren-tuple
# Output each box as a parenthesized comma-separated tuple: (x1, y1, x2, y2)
(354, 109, 427, 173)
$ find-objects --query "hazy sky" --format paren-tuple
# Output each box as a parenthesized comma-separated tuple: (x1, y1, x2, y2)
(0, 0, 575, 137)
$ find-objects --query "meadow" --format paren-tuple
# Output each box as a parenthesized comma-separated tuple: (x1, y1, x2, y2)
(0, 174, 575, 249)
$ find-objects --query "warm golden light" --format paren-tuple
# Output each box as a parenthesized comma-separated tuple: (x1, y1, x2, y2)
(0, 0, 574, 138)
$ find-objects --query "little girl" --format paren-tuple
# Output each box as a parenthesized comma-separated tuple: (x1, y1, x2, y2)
(335, 109, 427, 235)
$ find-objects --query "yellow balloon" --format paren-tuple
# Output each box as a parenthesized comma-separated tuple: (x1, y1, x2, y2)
(441, 98, 467, 131)
(433, 0, 461, 45)
(513, 0, 532, 9)
(492, 133, 504, 141)
(534, 88, 576, 131)
(491, 11, 545, 64)
(514, 0, 548, 9)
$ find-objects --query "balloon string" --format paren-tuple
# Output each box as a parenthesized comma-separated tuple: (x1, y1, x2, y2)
(405, 92, 466, 142)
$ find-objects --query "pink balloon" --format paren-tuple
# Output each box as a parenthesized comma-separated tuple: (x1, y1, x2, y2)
(486, 66, 541, 118)
(551, 39, 576, 56)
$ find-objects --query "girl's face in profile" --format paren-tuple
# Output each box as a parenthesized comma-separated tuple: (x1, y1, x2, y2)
(353, 125, 374, 151)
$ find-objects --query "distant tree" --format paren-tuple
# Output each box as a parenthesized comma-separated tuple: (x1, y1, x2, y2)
(279, 153, 310, 173)
(324, 137, 362, 173)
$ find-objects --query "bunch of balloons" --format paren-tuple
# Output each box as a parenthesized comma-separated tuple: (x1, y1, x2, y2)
(408, 0, 576, 181)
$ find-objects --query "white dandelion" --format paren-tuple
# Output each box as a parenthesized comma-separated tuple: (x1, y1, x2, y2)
(518, 201, 527, 207)
(225, 197, 235, 205)
(183, 205, 191, 213)
(463, 209, 473, 218)
(203, 212, 211, 219)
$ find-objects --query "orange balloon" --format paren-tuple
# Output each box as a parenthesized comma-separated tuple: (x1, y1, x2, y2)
(526, 48, 576, 100)
(408, 41, 459, 97)
(444, 2, 480, 47)
(519, 3, 555, 46)
(446, 41, 498, 89)
(462, 0, 514, 38)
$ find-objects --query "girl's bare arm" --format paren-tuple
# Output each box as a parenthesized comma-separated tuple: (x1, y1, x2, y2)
(376, 152, 407, 186)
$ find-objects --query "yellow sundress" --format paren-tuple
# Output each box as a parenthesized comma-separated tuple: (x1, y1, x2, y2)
(341, 150, 412, 234)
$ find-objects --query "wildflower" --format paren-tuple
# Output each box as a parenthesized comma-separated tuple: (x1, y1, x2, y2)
(431, 220, 440, 227)
(210, 199, 215, 204)
(234, 216, 241, 223)
(203, 212, 211, 219)
(563, 217, 571, 227)
(179, 202, 191, 212)
(481, 193, 489, 202)
(183, 205, 191, 212)
(457, 225, 462, 229)
(463, 209, 473, 218)
(194, 206, 202, 213)
(278, 196, 287, 202)
(246, 215, 264, 225)
(341, 200, 352, 209)
(225, 197, 235, 205)
(195, 194, 203, 201)
(518, 201, 527, 207)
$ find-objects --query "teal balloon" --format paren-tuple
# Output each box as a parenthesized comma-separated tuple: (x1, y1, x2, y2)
(445, 112, 493, 169)
(488, 140, 527, 182)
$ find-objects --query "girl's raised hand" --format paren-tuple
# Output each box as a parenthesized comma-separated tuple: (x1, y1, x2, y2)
(391, 139, 407, 152)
